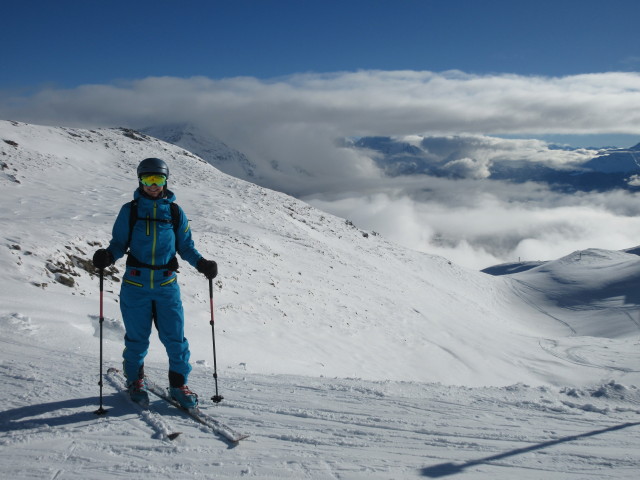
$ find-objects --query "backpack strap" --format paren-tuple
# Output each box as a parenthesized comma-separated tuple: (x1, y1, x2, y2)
(126, 199, 138, 254)
(169, 202, 181, 235)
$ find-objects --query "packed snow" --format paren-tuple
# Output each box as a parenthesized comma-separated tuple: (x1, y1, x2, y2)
(0, 120, 638, 479)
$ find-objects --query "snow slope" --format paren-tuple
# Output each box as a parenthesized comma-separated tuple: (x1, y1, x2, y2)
(140, 123, 259, 180)
(0, 120, 638, 479)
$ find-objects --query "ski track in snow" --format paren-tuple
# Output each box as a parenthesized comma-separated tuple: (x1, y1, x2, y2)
(0, 121, 639, 479)
(105, 368, 182, 443)
(1, 325, 639, 479)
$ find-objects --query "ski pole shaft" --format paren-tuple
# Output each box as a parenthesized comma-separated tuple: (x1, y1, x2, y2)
(94, 268, 108, 415)
(209, 278, 224, 403)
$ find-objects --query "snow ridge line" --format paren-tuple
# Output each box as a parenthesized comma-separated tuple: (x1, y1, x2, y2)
(105, 368, 182, 442)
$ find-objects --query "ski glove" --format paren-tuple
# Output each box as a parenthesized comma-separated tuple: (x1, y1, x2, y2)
(92, 248, 114, 269)
(197, 258, 218, 279)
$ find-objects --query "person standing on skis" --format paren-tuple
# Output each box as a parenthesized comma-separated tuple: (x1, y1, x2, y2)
(92, 157, 218, 408)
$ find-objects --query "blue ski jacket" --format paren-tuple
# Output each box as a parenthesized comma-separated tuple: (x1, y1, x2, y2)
(106, 188, 203, 288)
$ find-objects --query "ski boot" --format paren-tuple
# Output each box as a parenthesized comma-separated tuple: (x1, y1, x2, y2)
(127, 377, 150, 407)
(169, 385, 198, 409)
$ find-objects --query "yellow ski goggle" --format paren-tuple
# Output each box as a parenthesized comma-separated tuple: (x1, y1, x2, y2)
(139, 174, 167, 186)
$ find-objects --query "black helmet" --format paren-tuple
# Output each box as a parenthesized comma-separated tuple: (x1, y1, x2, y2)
(137, 158, 169, 179)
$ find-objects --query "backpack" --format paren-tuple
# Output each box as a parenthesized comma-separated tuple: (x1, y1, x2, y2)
(125, 199, 181, 270)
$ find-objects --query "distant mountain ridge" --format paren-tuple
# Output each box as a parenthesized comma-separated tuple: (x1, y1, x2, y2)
(353, 136, 640, 192)
(582, 143, 640, 173)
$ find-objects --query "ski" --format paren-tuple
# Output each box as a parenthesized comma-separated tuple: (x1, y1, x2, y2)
(144, 377, 249, 444)
(106, 368, 182, 441)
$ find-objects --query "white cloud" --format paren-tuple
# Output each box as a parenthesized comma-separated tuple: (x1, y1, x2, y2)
(627, 174, 640, 187)
(304, 178, 640, 270)
(2, 71, 636, 189)
(2, 70, 640, 268)
(441, 157, 491, 179)
(416, 134, 598, 168)
(3, 70, 640, 134)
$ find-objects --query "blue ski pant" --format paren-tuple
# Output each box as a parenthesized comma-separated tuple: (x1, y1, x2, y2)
(119, 274, 192, 385)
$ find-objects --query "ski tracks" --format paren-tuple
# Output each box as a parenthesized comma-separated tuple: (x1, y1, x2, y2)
(215, 373, 640, 479)
(105, 369, 182, 442)
(1, 328, 639, 479)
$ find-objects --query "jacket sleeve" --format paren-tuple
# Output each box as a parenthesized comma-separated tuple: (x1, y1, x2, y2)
(106, 203, 132, 262)
(175, 205, 203, 268)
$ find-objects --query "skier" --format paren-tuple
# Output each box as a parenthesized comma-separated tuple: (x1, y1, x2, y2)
(92, 157, 218, 408)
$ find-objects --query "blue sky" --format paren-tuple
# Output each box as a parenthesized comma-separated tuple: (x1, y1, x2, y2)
(3, 1, 640, 267)
(3, 0, 640, 89)
(1, 0, 640, 148)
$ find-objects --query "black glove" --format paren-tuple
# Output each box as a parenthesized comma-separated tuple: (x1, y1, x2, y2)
(92, 249, 114, 269)
(197, 258, 218, 279)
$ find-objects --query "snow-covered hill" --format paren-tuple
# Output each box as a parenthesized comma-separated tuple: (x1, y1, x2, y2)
(1, 120, 638, 479)
(140, 123, 259, 180)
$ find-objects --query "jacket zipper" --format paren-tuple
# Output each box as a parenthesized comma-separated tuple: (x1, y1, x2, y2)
(150, 202, 158, 288)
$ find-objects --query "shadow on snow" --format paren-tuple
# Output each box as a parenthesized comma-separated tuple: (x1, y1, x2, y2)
(0, 394, 125, 432)
(420, 421, 640, 477)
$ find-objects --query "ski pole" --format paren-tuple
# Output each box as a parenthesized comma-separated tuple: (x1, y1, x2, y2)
(209, 278, 224, 403)
(94, 268, 108, 415)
